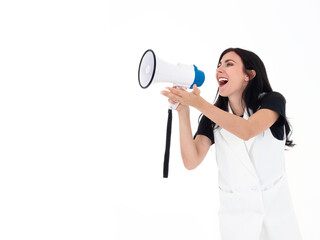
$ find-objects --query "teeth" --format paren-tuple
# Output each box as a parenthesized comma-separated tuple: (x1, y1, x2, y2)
(219, 78, 228, 82)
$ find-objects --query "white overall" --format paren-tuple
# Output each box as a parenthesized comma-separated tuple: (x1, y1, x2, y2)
(214, 105, 302, 240)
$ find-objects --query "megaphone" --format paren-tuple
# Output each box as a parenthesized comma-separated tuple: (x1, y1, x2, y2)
(138, 49, 205, 90)
(138, 49, 206, 179)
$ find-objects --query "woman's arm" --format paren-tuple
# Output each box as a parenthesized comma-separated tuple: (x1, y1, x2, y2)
(197, 101, 279, 141)
(161, 86, 279, 141)
(178, 107, 211, 170)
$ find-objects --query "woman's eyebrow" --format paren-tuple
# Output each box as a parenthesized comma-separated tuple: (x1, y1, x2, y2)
(218, 59, 236, 64)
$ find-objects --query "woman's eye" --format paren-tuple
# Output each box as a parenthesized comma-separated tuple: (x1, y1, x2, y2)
(217, 63, 233, 68)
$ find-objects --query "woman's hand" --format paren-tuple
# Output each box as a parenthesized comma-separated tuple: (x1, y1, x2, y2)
(161, 85, 202, 111)
(167, 97, 188, 113)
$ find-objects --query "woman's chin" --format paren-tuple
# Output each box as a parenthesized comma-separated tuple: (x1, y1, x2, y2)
(218, 90, 228, 97)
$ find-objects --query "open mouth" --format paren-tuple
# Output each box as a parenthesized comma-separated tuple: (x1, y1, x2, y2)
(219, 78, 228, 87)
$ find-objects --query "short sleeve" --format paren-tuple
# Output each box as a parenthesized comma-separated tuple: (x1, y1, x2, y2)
(259, 91, 287, 140)
(193, 115, 215, 145)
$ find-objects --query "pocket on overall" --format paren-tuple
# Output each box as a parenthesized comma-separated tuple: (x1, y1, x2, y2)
(218, 188, 264, 215)
(218, 189, 264, 240)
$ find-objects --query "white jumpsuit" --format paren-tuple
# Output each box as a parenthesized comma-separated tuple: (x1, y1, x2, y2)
(214, 104, 302, 240)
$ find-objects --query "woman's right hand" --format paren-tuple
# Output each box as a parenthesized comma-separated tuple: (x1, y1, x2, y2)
(168, 99, 189, 114)
(162, 86, 189, 114)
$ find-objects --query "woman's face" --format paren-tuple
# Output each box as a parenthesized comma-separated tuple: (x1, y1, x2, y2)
(216, 51, 249, 98)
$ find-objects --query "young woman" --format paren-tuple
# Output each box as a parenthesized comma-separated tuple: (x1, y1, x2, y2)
(161, 48, 302, 240)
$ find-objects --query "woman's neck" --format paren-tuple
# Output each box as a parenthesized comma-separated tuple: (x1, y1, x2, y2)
(228, 96, 245, 116)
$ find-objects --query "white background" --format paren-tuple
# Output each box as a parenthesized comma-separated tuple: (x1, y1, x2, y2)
(0, 0, 319, 239)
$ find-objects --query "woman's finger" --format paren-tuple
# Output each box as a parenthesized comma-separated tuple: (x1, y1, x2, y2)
(160, 90, 170, 97)
(192, 85, 201, 95)
(161, 90, 182, 103)
(166, 87, 184, 96)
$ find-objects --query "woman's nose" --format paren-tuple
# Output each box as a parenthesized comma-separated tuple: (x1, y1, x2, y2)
(216, 66, 224, 73)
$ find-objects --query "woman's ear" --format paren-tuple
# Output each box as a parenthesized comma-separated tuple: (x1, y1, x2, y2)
(245, 70, 256, 81)
(249, 70, 256, 80)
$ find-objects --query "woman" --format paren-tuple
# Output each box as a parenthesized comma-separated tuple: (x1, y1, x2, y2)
(161, 48, 302, 240)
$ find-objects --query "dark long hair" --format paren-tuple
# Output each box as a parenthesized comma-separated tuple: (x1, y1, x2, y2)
(205, 48, 294, 147)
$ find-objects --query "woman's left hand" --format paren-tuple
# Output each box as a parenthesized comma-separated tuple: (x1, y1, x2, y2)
(161, 84, 202, 108)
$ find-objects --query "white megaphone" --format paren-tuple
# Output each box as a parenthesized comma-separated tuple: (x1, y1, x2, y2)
(138, 49, 205, 178)
(138, 49, 205, 109)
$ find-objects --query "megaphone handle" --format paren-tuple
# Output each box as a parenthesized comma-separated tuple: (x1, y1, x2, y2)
(169, 102, 180, 110)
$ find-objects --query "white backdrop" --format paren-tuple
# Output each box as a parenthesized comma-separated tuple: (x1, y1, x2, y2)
(1, 0, 319, 239)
